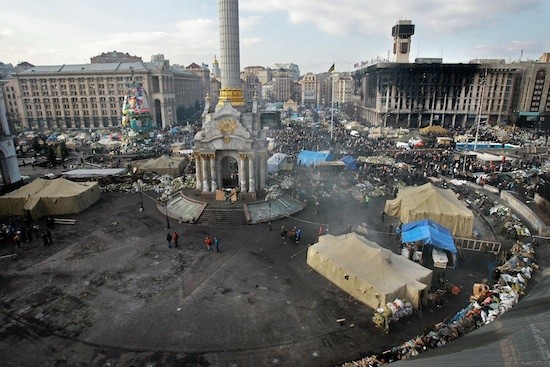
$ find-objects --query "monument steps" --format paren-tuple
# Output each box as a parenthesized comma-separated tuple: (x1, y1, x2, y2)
(195, 205, 248, 226)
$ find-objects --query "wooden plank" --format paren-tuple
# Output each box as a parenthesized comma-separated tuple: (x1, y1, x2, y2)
(54, 218, 76, 225)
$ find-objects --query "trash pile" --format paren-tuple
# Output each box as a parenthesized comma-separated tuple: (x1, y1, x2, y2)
(265, 184, 283, 201)
(99, 174, 196, 199)
(340, 242, 538, 367)
(358, 155, 396, 166)
(490, 203, 532, 238)
(355, 179, 405, 198)
(279, 175, 295, 190)
(372, 298, 413, 334)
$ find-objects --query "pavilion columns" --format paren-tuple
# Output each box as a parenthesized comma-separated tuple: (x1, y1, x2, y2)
(248, 154, 255, 194)
(258, 151, 267, 190)
(201, 154, 209, 193)
(194, 153, 203, 191)
(239, 153, 248, 192)
(209, 154, 217, 191)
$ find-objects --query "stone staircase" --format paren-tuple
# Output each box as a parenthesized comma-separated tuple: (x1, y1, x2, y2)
(195, 205, 248, 226)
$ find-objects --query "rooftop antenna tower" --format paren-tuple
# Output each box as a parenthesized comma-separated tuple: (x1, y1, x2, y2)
(392, 19, 415, 63)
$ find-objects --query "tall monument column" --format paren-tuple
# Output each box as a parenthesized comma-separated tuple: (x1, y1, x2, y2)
(218, 0, 245, 107)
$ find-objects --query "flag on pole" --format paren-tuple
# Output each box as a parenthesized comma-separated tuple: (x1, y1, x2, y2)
(328, 63, 335, 73)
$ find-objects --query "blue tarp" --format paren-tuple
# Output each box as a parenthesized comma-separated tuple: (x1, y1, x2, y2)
(401, 219, 457, 254)
(341, 155, 358, 170)
(296, 150, 332, 167)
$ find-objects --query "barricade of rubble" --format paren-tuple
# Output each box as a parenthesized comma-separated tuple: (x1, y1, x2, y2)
(99, 174, 196, 200)
(339, 241, 538, 367)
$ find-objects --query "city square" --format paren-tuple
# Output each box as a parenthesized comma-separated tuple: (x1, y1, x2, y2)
(1, 1, 549, 366)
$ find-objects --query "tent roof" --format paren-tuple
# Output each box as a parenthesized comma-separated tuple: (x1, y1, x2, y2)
(401, 219, 457, 253)
(341, 155, 358, 170)
(384, 183, 474, 237)
(312, 233, 432, 294)
(420, 125, 448, 136)
(296, 150, 332, 166)
(267, 152, 288, 164)
(389, 183, 473, 218)
(139, 155, 185, 170)
(2, 177, 98, 199)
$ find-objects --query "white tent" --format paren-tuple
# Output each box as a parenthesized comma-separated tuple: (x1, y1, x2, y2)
(307, 233, 433, 310)
(267, 153, 288, 173)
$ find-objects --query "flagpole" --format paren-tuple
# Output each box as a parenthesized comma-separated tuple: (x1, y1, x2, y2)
(331, 71, 335, 140)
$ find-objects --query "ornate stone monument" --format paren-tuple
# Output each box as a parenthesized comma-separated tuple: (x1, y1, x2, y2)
(193, 0, 267, 199)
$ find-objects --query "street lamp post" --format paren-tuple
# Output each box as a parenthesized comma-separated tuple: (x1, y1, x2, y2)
(139, 189, 144, 212)
(268, 199, 272, 231)
(165, 202, 171, 229)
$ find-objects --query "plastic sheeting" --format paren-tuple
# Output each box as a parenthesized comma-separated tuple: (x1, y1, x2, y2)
(267, 153, 288, 173)
(296, 150, 332, 167)
(341, 155, 358, 170)
(401, 219, 457, 254)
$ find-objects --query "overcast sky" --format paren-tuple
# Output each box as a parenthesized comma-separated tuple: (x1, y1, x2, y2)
(1, 0, 548, 74)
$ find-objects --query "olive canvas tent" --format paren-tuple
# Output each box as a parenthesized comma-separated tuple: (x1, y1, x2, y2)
(0, 177, 100, 219)
(307, 233, 433, 310)
(420, 125, 448, 136)
(384, 183, 474, 237)
(137, 155, 187, 176)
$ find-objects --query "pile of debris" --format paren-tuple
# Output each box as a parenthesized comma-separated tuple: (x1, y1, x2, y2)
(99, 174, 196, 198)
(340, 241, 538, 366)
(490, 203, 532, 238)
(358, 155, 396, 166)
(354, 178, 405, 198)
(372, 298, 414, 334)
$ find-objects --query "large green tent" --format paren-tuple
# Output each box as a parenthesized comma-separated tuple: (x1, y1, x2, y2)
(0, 177, 100, 219)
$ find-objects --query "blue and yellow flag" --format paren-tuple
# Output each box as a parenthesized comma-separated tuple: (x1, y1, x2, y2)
(328, 63, 335, 73)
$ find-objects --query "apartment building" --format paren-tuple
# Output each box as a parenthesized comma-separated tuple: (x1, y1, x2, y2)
(243, 73, 262, 107)
(243, 66, 271, 85)
(360, 61, 522, 128)
(300, 73, 318, 108)
(2, 59, 201, 131)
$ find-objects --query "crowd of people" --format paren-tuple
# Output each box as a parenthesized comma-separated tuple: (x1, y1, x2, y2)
(268, 121, 548, 205)
(1, 216, 55, 251)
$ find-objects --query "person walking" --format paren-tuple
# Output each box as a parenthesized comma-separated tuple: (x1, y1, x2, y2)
(280, 226, 288, 244)
(33, 223, 40, 237)
(41, 231, 49, 247)
(214, 237, 220, 252)
(204, 236, 213, 251)
(13, 232, 22, 249)
(295, 228, 302, 244)
(26, 227, 33, 243)
(166, 233, 172, 248)
(172, 232, 179, 248)
(46, 229, 53, 245)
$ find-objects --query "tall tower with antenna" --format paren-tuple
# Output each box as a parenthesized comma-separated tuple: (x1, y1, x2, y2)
(392, 20, 415, 63)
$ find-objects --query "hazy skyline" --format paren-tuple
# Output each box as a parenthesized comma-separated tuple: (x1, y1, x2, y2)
(1, 0, 548, 74)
